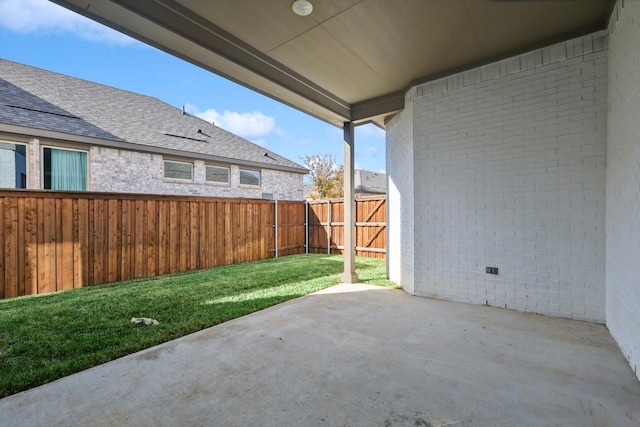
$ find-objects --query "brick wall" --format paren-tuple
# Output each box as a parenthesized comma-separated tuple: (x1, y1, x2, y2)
(386, 89, 415, 293)
(606, 0, 640, 381)
(16, 142, 302, 200)
(89, 146, 303, 200)
(387, 32, 608, 322)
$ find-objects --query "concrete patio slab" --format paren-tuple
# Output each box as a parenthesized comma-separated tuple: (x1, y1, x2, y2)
(1, 283, 639, 427)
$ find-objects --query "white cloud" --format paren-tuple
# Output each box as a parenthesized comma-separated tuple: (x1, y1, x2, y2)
(0, 0, 138, 45)
(185, 103, 278, 143)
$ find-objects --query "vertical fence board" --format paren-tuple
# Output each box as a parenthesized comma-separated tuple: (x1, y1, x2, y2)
(179, 202, 189, 273)
(206, 201, 216, 268)
(198, 201, 207, 270)
(168, 201, 178, 274)
(224, 203, 232, 265)
(42, 198, 56, 294)
(16, 198, 25, 296)
(24, 197, 37, 295)
(93, 199, 106, 285)
(107, 199, 119, 283)
(74, 199, 87, 288)
(133, 200, 144, 278)
(54, 198, 64, 291)
(189, 202, 198, 271)
(36, 198, 46, 294)
(158, 200, 168, 276)
(121, 200, 136, 280)
(61, 198, 74, 291)
(4, 197, 18, 298)
(147, 200, 158, 278)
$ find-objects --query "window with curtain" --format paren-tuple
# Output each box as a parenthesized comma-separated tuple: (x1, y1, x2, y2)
(43, 147, 87, 191)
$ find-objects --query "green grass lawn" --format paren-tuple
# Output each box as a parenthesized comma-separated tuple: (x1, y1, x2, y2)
(0, 254, 395, 398)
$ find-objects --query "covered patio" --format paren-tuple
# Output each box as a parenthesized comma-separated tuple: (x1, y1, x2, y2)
(43, 0, 640, 410)
(1, 283, 639, 426)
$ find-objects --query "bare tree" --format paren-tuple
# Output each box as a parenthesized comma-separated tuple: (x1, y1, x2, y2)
(301, 154, 344, 199)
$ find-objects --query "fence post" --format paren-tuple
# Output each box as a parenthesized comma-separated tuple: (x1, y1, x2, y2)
(305, 200, 309, 254)
(274, 199, 279, 258)
(327, 199, 331, 254)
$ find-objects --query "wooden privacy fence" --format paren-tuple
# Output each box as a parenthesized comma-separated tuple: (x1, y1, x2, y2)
(275, 195, 387, 259)
(307, 196, 386, 258)
(0, 190, 274, 299)
(0, 191, 386, 299)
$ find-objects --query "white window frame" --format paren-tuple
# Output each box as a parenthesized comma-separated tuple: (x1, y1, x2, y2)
(41, 145, 89, 191)
(0, 140, 28, 189)
(205, 164, 230, 185)
(163, 159, 193, 182)
(239, 168, 261, 187)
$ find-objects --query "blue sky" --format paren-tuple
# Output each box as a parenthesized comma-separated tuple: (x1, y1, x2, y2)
(0, 0, 386, 174)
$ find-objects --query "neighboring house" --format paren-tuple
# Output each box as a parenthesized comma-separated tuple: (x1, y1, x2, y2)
(354, 170, 385, 197)
(0, 59, 307, 200)
(304, 169, 386, 199)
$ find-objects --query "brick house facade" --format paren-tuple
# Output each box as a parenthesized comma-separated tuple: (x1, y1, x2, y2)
(0, 59, 306, 200)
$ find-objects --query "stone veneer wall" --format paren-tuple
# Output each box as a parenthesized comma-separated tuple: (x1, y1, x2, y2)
(88, 146, 304, 200)
(8, 138, 303, 200)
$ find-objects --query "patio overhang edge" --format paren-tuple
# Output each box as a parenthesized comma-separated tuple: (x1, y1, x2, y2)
(49, 0, 408, 128)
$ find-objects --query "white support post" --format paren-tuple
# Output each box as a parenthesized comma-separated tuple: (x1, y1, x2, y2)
(341, 122, 359, 283)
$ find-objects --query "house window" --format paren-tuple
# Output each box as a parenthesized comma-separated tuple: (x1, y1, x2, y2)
(0, 142, 27, 189)
(163, 160, 192, 181)
(206, 165, 230, 184)
(43, 147, 87, 191)
(240, 169, 260, 186)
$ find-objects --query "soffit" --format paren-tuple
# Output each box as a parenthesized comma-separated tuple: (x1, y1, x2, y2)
(50, 0, 613, 128)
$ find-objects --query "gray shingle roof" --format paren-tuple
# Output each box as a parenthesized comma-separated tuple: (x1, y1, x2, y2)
(0, 58, 307, 173)
(0, 79, 123, 141)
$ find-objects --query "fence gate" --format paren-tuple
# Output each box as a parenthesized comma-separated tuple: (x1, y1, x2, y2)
(302, 196, 386, 259)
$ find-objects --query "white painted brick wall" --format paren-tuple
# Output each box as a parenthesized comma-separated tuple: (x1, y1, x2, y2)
(606, 0, 640, 381)
(388, 32, 608, 322)
(387, 89, 415, 293)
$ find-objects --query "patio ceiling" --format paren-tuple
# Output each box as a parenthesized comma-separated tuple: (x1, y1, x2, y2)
(50, 0, 614, 128)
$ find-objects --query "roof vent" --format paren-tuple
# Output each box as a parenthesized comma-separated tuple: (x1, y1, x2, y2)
(196, 129, 211, 138)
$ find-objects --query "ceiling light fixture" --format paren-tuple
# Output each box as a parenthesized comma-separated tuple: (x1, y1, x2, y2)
(292, 0, 313, 16)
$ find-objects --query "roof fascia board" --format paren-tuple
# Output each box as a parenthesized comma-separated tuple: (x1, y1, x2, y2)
(351, 91, 404, 124)
(0, 123, 308, 174)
